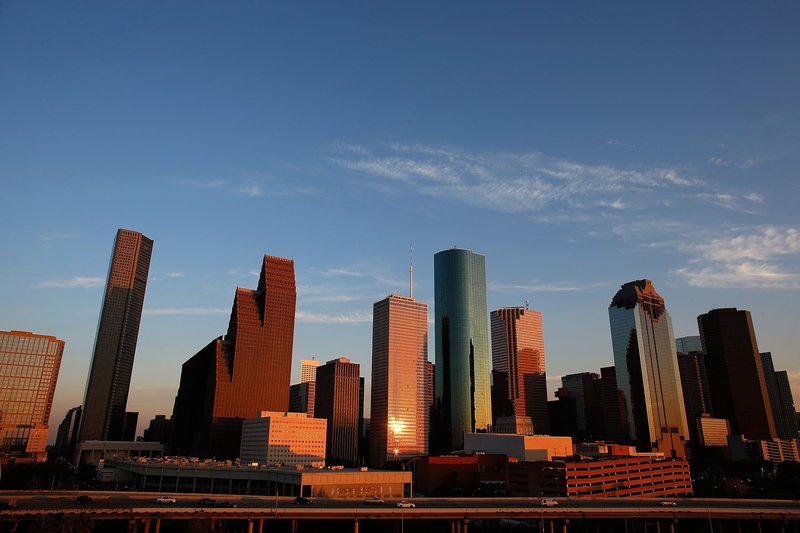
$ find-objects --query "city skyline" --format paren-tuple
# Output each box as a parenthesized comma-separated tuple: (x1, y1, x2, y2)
(0, 2, 798, 440)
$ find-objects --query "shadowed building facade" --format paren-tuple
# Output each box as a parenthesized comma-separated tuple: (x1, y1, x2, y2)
(79, 229, 152, 442)
(490, 307, 549, 434)
(608, 280, 689, 458)
(434, 248, 492, 453)
(698, 308, 776, 440)
(369, 294, 428, 466)
(315, 357, 361, 465)
(0, 330, 64, 460)
(171, 255, 296, 460)
(760, 352, 799, 440)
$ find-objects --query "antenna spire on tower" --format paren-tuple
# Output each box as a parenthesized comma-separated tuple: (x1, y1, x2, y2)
(409, 243, 414, 298)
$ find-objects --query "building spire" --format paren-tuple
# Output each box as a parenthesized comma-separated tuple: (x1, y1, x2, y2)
(409, 243, 414, 298)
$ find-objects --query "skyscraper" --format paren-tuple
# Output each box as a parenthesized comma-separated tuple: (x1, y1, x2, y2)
(79, 229, 153, 442)
(698, 308, 776, 440)
(561, 372, 604, 438)
(676, 336, 713, 445)
(0, 330, 64, 460)
(315, 357, 360, 465)
(300, 359, 320, 383)
(490, 307, 549, 434)
(608, 280, 689, 458)
(760, 352, 799, 440)
(434, 248, 492, 452)
(171, 254, 296, 459)
(370, 294, 428, 467)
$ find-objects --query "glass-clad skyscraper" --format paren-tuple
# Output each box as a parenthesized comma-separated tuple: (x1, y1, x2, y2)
(434, 248, 492, 452)
(0, 330, 64, 459)
(609, 280, 689, 458)
(370, 294, 428, 466)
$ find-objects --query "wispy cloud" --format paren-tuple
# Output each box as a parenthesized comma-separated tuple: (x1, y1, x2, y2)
(489, 280, 610, 293)
(165, 272, 185, 278)
(333, 143, 708, 214)
(36, 276, 104, 289)
(607, 139, 636, 148)
(234, 184, 264, 197)
(695, 191, 764, 212)
(674, 226, 800, 289)
(176, 179, 225, 189)
(177, 176, 317, 199)
(296, 311, 372, 324)
(143, 307, 229, 316)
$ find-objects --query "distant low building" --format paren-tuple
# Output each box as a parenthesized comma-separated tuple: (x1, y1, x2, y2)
(103, 458, 411, 499)
(142, 415, 172, 445)
(413, 454, 508, 496)
(463, 432, 572, 461)
(697, 416, 730, 447)
(494, 416, 533, 435)
(240, 411, 326, 467)
(74, 440, 163, 465)
(727, 435, 799, 463)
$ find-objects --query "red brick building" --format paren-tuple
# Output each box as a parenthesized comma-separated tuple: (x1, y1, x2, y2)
(171, 255, 296, 460)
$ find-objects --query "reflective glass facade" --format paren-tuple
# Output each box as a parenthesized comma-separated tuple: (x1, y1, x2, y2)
(0, 330, 64, 456)
(80, 229, 153, 442)
(434, 248, 491, 452)
(490, 307, 549, 434)
(609, 280, 689, 458)
(370, 294, 428, 466)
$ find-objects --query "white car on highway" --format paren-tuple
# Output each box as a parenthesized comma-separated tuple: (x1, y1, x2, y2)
(156, 496, 176, 504)
(396, 501, 415, 508)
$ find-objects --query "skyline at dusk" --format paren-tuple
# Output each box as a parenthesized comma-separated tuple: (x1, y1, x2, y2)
(0, 2, 798, 439)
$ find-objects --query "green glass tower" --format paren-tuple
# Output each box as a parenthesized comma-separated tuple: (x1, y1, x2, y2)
(434, 248, 492, 452)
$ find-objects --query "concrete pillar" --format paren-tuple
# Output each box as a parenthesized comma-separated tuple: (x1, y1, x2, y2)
(247, 520, 253, 533)
(354, 518, 359, 533)
(463, 519, 468, 533)
(142, 518, 150, 533)
(669, 521, 676, 533)
(154, 519, 160, 533)
(258, 518, 264, 533)
(291, 519, 298, 533)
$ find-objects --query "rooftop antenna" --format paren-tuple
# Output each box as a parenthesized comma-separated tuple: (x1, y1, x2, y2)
(525, 299, 530, 310)
(409, 243, 414, 299)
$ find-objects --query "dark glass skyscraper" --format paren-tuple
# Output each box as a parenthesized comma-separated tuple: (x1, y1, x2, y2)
(315, 357, 361, 465)
(698, 308, 776, 440)
(434, 248, 491, 452)
(80, 229, 152, 442)
(609, 280, 689, 458)
(171, 254, 296, 459)
(760, 352, 799, 440)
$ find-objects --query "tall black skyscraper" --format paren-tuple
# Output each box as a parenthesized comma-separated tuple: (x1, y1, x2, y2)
(79, 229, 153, 442)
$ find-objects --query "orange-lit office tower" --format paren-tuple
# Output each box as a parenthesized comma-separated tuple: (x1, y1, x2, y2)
(171, 255, 296, 460)
(0, 330, 64, 460)
(490, 307, 549, 434)
(369, 294, 429, 467)
(315, 357, 361, 465)
(80, 229, 152, 442)
(300, 359, 320, 383)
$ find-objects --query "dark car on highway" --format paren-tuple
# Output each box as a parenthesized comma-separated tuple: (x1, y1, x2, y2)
(294, 496, 313, 505)
(76, 495, 94, 504)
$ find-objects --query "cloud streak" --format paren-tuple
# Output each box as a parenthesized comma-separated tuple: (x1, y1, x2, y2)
(674, 226, 800, 289)
(295, 311, 372, 324)
(333, 143, 730, 215)
(143, 307, 229, 315)
(36, 276, 104, 289)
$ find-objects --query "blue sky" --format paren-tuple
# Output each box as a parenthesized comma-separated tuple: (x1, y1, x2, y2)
(1, 2, 798, 439)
